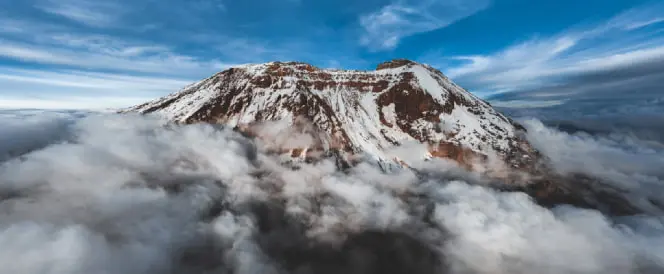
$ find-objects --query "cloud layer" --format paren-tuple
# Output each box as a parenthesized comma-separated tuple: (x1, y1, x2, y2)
(1, 111, 663, 273)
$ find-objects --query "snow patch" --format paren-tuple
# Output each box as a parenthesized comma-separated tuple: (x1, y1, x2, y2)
(411, 65, 446, 102)
(128, 60, 526, 166)
(382, 103, 396, 126)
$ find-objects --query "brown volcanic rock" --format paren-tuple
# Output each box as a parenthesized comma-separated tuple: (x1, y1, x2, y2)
(125, 59, 648, 215)
(125, 59, 538, 171)
(376, 59, 419, 70)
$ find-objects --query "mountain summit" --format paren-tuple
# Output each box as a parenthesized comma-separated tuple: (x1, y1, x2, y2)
(127, 59, 537, 170)
(126, 59, 647, 215)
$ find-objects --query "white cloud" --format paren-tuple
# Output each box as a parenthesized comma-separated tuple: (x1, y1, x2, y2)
(44, 33, 171, 57)
(575, 46, 664, 72)
(437, 36, 583, 93)
(192, 0, 227, 12)
(428, 2, 664, 95)
(0, 4, 346, 110)
(36, 0, 126, 27)
(521, 118, 664, 210)
(0, 13, 237, 78)
(0, 68, 191, 91)
(0, 42, 71, 64)
(359, 0, 490, 50)
(0, 16, 265, 109)
(490, 99, 567, 109)
(0, 39, 230, 76)
(0, 18, 233, 110)
(0, 67, 197, 110)
(0, 96, 152, 110)
(624, 17, 664, 31)
(605, 2, 664, 31)
(0, 18, 61, 34)
(0, 113, 663, 273)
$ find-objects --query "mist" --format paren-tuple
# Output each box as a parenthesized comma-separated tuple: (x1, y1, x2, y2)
(1, 110, 663, 274)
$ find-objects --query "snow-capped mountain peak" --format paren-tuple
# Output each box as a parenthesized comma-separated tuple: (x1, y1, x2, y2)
(126, 59, 536, 170)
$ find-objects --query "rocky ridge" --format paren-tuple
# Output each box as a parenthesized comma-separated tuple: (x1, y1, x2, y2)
(125, 59, 647, 215)
(127, 59, 537, 171)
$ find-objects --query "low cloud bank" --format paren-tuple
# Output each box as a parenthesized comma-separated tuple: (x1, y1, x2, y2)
(0, 109, 87, 161)
(0, 112, 663, 274)
(522, 119, 664, 206)
(498, 97, 664, 144)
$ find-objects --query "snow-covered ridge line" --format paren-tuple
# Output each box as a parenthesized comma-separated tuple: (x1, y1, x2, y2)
(126, 59, 537, 171)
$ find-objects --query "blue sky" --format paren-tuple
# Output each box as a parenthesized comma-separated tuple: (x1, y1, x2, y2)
(0, 0, 663, 110)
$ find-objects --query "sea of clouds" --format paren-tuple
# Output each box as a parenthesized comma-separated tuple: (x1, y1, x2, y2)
(0, 109, 663, 274)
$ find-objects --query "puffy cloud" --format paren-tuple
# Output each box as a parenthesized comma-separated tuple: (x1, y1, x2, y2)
(521, 118, 664, 211)
(0, 111, 663, 273)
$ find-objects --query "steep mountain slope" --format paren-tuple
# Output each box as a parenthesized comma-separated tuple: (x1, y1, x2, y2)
(125, 59, 650, 216)
(127, 59, 536, 170)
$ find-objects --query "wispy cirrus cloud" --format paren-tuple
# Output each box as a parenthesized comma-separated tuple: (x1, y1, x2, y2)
(425, 1, 664, 106)
(359, 0, 490, 50)
(0, 8, 328, 110)
(0, 14, 235, 110)
(0, 15, 237, 76)
(0, 95, 150, 110)
(0, 38, 230, 76)
(2, 0, 660, 112)
(36, 0, 127, 27)
(623, 17, 664, 31)
(0, 68, 193, 109)
(192, 0, 227, 12)
(0, 0, 345, 110)
(0, 67, 192, 92)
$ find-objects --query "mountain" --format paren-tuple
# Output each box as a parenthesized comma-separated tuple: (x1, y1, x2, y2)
(125, 59, 648, 216)
(126, 59, 538, 172)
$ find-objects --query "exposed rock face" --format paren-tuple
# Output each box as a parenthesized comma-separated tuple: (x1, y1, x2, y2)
(127, 59, 537, 171)
(125, 59, 648, 216)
